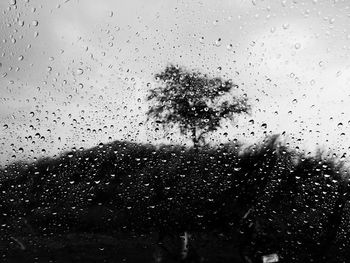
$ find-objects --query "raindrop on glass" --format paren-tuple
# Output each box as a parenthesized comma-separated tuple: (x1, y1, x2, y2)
(76, 68, 84, 75)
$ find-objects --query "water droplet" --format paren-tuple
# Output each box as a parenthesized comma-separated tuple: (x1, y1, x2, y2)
(294, 43, 301, 49)
(76, 68, 84, 75)
(9, 0, 16, 6)
(282, 23, 289, 30)
(214, 38, 222, 47)
(32, 20, 38, 26)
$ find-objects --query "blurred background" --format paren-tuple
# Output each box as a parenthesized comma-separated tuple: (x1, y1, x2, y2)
(1, 0, 350, 164)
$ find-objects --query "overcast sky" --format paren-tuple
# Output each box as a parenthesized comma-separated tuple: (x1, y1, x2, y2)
(1, 0, 350, 165)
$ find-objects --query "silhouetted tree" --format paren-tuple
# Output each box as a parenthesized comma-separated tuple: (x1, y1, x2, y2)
(147, 64, 250, 149)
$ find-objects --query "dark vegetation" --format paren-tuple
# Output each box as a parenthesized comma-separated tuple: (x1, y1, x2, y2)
(0, 135, 349, 262)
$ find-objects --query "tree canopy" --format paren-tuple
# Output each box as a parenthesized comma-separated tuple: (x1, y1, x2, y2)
(147, 64, 251, 148)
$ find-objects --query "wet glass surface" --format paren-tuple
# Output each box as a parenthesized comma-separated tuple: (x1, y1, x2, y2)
(1, 0, 350, 262)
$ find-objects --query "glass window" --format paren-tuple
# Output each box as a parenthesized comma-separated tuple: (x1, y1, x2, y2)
(1, 0, 349, 262)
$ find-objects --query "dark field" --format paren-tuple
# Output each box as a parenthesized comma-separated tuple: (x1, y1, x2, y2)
(3, 232, 245, 263)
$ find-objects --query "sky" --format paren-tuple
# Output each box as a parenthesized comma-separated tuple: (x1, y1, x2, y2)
(1, 0, 350, 165)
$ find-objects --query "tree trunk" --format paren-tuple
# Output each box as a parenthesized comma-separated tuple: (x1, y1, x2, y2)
(191, 126, 199, 150)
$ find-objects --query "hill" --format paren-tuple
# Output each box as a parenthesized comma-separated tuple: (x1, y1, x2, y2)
(0, 135, 349, 262)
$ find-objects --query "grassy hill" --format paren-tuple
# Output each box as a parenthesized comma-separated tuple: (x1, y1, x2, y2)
(0, 135, 349, 262)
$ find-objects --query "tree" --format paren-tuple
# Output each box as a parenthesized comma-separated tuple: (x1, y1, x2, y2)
(146, 64, 251, 149)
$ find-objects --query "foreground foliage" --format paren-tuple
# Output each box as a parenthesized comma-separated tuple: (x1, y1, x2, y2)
(0, 135, 349, 262)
